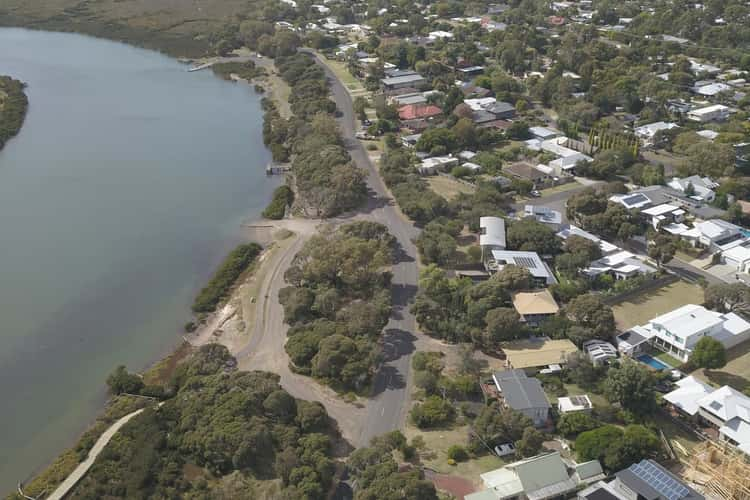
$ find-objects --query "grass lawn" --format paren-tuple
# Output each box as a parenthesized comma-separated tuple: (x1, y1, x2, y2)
(654, 351, 683, 368)
(543, 382, 610, 410)
(404, 424, 505, 484)
(612, 281, 705, 330)
(316, 52, 364, 92)
(692, 340, 750, 393)
(427, 175, 476, 200)
(540, 181, 582, 195)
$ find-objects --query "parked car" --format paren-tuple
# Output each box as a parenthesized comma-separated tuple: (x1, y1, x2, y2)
(530, 190, 542, 198)
(362, 118, 372, 126)
(494, 443, 516, 457)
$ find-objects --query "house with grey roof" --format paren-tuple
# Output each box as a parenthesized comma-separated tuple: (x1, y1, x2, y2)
(381, 73, 426, 91)
(467, 452, 601, 500)
(492, 370, 551, 426)
(613, 460, 703, 500)
(579, 460, 704, 500)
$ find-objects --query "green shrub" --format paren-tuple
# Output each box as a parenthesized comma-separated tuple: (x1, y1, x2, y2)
(446, 445, 468, 462)
(192, 243, 262, 312)
(263, 185, 294, 219)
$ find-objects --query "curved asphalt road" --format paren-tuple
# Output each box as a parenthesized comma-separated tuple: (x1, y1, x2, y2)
(302, 50, 421, 446)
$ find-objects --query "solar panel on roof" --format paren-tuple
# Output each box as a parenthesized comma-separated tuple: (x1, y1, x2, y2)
(570, 396, 591, 408)
(514, 256, 537, 268)
(623, 193, 648, 204)
(630, 461, 690, 500)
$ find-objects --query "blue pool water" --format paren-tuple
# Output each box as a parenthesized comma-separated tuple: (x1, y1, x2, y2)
(637, 354, 671, 370)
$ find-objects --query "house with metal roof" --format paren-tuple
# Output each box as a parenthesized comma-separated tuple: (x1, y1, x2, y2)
(582, 339, 618, 366)
(615, 304, 750, 362)
(523, 205, 562, 229)
(487, 250, 557, 285)
(466, 452, 594, 500)
(492, 370, 551, 426)
(695, 386, 750, 455)
(580, 460, 703, 500)
(381, 73, 426, 91)
(667, 175, 718, 202)
(480, 217, 507, 261)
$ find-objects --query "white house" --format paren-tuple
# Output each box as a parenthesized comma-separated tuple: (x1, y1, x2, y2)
(721, 244, 750, 273)
(665, 379, 750, 456)
(523, 205, 562, 229)
(556, 225, 655, 280)
(558, 395, 593, 414)
(697, 386, 750, 455)
(634, 121, 679, 146)
(641, 203, 686, 230)
(667, 175, 718, 202)
(417, 155, 458, 175)
(687, 104, 731, 122)
(619, 304, 750, 362)
(678, 219, 745, 251)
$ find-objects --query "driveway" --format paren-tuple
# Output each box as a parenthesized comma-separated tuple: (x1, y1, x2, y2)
(511, 181, 600, 224)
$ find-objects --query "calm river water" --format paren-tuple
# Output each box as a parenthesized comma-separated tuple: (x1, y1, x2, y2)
(0, 28, 277, 490)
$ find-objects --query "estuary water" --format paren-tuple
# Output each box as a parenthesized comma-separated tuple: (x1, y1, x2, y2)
(0, 28, 277, 490)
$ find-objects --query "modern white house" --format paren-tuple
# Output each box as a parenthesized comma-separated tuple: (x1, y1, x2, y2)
(721, 243, 750, 273)
(665, 378, 750, 456)
(556, 225, 655, 280)
(641, 203, 686, 230)
(677, 219, 746, 251)
(616, 304, 750, 362)
(687, 104, 731, 122)
(480, 216, 507, 261)
(667, 175, 718, 202)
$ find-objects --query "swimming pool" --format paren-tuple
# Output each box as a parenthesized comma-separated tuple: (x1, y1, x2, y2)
(637, 354, 671, 371)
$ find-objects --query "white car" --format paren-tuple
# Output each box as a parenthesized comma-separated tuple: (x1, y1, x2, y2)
(494, 443, 516, 457)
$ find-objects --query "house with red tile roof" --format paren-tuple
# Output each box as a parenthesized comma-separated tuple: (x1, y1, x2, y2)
(398, 104, 442, 121)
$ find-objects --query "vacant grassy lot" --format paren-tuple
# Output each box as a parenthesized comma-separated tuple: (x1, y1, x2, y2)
(612, 281, 705, 330)
(404, 423, 505, 486)
(316, 53, 365, 93)
(692, 340, 750, 393)
(427, 175, 476, 200)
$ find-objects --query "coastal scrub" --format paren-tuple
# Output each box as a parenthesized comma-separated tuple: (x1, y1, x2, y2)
(192, 243, 262, 313)
(0, 75, 28, 150)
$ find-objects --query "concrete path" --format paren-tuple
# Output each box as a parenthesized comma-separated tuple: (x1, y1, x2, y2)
(47, 408, 146, 500)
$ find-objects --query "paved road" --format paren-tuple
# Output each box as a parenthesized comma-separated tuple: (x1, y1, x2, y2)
(46, 408, 147, 500)
(303, 49, 421, 446)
